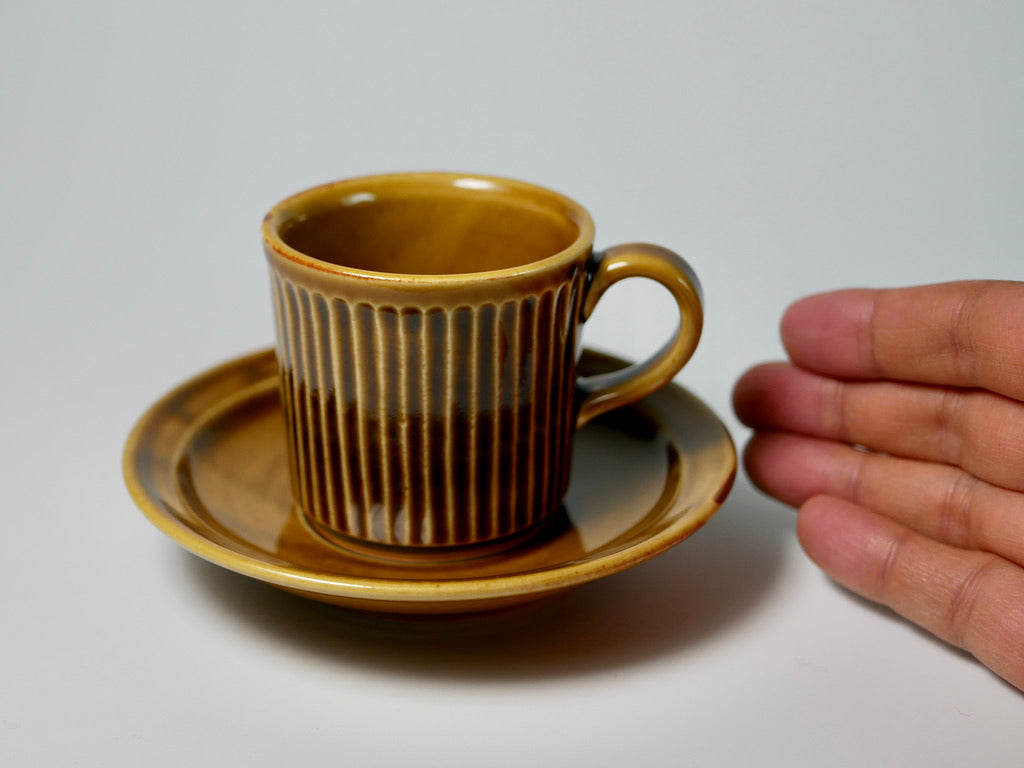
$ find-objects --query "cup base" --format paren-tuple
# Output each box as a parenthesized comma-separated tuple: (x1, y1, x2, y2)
(297, 507, 572, 566)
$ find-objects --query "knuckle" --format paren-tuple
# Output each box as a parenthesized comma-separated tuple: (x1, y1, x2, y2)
(864, 290, 885, 377)
(944, 555, 1002, 650)
(878, 527, 915, 602)
(938, 471, 978, 547)
(948, 286, 983, 385)
(844, 448, 871, 505)
(820, 377, 849, 439)
(935, 388, 968, 466)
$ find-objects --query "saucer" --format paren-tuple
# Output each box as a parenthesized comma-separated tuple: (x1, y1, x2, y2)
(123, 348, 736, 614)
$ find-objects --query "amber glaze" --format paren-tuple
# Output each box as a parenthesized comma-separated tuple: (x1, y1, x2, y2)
(262, 173, 703, 549)
(122, 349, 736, 614)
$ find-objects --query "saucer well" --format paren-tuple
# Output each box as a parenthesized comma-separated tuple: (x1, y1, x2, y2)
(123, 349, 736, 614)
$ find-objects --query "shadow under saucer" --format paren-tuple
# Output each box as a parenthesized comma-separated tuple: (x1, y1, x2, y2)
(180, 478, 789, 681)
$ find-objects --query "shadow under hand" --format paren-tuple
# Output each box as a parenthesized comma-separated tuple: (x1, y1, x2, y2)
(181, 478, 790, 681)
(823, 578, 1024, 696)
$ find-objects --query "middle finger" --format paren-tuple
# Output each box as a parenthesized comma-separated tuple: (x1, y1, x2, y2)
(734, 362, 1024, 493)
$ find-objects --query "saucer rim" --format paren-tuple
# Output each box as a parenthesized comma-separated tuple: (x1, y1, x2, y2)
(123, 348, 736, 609)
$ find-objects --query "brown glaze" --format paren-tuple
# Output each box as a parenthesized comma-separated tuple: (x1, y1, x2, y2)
(261, 173, 704, 549)
(122, 349, 736, 614)
(269, 273, 581, 548)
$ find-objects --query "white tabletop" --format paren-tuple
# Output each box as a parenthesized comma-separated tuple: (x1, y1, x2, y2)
(3, 2, 1020, 765)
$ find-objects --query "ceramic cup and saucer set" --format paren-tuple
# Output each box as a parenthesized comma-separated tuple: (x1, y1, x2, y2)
(123, 173, 736, 614)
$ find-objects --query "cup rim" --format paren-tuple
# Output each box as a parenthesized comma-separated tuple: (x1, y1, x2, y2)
(261, 171, 596, 284)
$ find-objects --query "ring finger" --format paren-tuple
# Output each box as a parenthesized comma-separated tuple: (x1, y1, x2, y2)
(743, 431, 1024, 568)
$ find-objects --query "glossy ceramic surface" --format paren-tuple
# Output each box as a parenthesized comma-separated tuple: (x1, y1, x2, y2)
(262, 173, 704, 548)
(123, 349, 735, 614)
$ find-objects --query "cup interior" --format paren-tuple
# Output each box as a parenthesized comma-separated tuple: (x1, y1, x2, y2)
(267, 175, 589, 276)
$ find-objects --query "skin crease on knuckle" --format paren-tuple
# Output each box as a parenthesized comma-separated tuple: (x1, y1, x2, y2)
(743, 281, 1024, 693)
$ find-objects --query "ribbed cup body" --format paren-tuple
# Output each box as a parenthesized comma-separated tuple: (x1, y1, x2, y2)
(263, 174, 704, 550)
(268, 265, 585, 548)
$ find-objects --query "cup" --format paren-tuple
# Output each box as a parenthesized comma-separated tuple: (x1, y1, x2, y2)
(261, 172, 702, 552)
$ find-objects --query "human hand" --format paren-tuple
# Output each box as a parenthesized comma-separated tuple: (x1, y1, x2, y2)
(733, 281, 1024, 692)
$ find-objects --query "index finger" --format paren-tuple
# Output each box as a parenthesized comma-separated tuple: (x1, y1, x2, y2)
(781, 281, 1024, 401)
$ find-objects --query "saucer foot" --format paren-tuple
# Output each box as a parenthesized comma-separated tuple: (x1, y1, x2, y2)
(275, 582, 577, 615)
(298, 507, 574, 566)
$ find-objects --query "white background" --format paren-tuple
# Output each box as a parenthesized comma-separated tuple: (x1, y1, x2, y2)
(2, 1, 1021, 765)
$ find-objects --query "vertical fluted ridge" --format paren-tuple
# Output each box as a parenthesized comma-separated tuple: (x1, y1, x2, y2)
(271, 274, 581, 547)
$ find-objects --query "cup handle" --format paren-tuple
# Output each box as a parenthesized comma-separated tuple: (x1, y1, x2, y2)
(576, 243, 704, 428)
